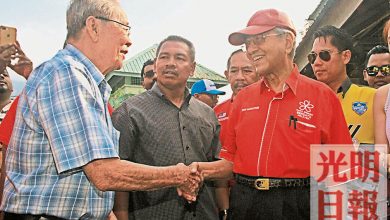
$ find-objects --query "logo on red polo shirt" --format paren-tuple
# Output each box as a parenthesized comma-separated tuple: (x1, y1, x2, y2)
(296, 100, 314, 120)
(217, 112, 228, 121)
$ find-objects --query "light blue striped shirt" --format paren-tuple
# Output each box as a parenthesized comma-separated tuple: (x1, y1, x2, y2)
(1, 44, 119, 219)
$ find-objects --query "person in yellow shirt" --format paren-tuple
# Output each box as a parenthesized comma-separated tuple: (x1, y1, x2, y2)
(309, 25, 375, 145)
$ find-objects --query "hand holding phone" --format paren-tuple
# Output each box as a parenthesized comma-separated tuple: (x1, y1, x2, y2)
(0, 26, 32, 79)
(8, 41, 33, 79)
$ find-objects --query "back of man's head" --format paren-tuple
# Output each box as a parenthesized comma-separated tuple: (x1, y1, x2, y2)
(66, 0, 124, 40)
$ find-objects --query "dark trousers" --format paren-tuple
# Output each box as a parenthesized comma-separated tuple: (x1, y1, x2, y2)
(227, 183, 310, 220)
(3, 212, 65, 220)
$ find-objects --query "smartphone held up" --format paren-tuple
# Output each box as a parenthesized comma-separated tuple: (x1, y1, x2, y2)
(0, 26, 17, 46)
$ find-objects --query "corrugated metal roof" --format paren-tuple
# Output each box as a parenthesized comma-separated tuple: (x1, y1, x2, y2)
(307, 0, 329, 21)
(119, 44, 158, 73)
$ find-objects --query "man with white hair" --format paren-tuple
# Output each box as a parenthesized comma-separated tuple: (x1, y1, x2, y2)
(0, 1, 200, 219)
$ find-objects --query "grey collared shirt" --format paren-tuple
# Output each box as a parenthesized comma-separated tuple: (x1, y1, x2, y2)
(112, 84, 220, 220)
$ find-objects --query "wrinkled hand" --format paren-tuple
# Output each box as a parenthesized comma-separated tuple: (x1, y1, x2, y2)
(8, 41, 33, 79)
(175, 162, 203, 202)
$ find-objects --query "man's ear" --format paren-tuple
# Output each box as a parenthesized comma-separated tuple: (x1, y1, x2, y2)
(85, 16, 99, 42)
(189, 61, 196, 77)
(363, 70, 368, 82)
(224, 70, 229, 79)
(342, 50, 352, 65)
(285, 32, 294, 55)
(153, 59, 157, 73)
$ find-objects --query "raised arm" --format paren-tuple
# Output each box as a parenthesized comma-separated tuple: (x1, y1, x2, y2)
(0, 42, 33, 79)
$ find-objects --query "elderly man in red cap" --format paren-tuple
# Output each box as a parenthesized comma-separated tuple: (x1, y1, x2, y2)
(216, 8, 352, 219)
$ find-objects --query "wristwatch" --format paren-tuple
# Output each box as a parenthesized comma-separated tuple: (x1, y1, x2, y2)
(219, 209, 228, 220)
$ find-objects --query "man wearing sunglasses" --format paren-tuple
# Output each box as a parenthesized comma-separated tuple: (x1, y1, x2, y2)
(218, 9, 352, 219)
(141, 59, 156, 90)
(310, 25, 376, 146)
(363, 45, 390, 89)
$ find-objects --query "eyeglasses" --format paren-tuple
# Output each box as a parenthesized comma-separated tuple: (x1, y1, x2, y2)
(245, 33, 285, 46)
(365, 65, 390, 77)
(307, 50, 342, 64)
(144, 70, 155, 78)
(95, 16, 131, 35)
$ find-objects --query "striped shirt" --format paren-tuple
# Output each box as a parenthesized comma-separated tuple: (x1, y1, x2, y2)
(1, 44, 119, 219)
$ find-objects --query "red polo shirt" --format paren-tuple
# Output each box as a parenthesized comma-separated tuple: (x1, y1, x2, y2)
(219, 66, 352, 178)
(0, 96, 19, 146)
(214, 98, 233, 146)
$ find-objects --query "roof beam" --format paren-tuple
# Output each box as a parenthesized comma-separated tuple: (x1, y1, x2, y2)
(295, 0, 363, 69)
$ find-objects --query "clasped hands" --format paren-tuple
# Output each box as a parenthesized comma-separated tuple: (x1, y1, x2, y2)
(175, 162, 203, 202)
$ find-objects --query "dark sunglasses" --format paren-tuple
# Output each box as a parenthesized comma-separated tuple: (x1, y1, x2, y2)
(307, 50, 341, 64)
(144, 70, 155, 78)
(365, 65, 390, 77)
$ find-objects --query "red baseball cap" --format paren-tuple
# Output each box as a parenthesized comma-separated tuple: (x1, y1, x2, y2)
(229, 9, 296, 46)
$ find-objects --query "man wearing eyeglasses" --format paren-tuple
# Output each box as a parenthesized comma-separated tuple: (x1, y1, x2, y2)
(218, 9, 352, 219)
(141, 59, 156, 90)
(0, 1, 202, 219)
(363, 45, 390, 89)
(309, 25, 376, 146)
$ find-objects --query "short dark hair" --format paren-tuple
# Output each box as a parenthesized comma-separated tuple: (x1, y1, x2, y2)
(364, 45, 389, 67)
(140, 59, 154, 81)
(156, 35, 195, 62)
(314, 25, 354, 53)
(226, 49, 244, 70)
(313, 25, 356, 74)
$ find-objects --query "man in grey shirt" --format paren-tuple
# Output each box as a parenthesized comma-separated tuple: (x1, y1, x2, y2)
(112, 35, 223, 220)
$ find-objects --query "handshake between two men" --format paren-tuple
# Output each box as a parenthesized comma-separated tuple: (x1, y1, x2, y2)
(174, 159, 233, 202)
(175, 162, 204, 202)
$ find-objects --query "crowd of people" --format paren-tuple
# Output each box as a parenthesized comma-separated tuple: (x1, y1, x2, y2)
(0, 0, 389, 219)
